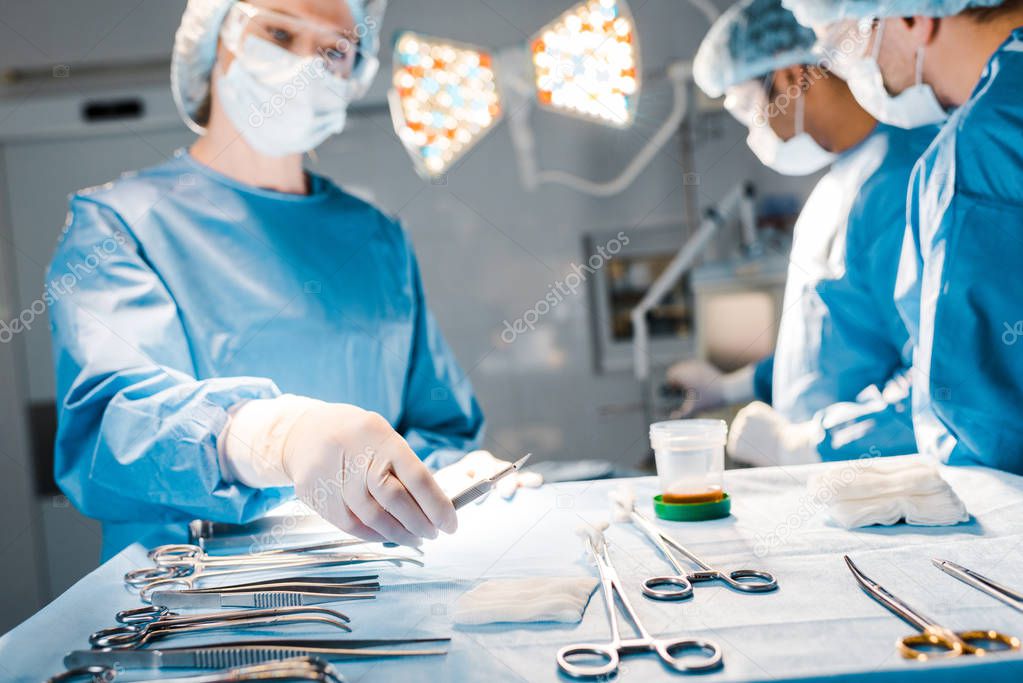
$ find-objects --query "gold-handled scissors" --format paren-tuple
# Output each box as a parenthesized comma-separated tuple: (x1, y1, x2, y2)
(844, 555, 1021, 660)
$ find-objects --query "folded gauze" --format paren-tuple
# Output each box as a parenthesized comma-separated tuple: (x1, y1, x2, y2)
(452, 577, 599, 626)
(806, 456, 969, 529)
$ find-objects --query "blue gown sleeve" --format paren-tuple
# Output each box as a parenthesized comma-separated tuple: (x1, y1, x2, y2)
(923, 193, 1023, 473)
(395, 242, 484, 469)
(808, 165, 918, 459)
(753, 355, 774, 404)
(48, 196, 291, 526)
(815, 371, 916, 460)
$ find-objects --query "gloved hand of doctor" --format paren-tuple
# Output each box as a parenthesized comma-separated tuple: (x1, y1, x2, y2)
(433, 450, 543, 500)
(727, 401, 822, 467)
(665, 360, 754, 416)
(220, 396, 457, 547)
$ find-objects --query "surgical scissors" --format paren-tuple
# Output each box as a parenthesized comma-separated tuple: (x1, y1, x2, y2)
(89, 605, 353, 649)
(556, 525, 723, 678)
(126, 546, 422, 603)
(611, 489, 777, 600)
(933, 559, 1023, 612)
(48, 655, 345, 683)
(844, 555, 1021, 660)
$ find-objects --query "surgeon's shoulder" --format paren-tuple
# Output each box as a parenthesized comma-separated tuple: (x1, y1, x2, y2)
(950, 64, 1023, 204)
(851, 127, 929, 219)
(64, 156, 192, 240)
(323, 181, 411, 249)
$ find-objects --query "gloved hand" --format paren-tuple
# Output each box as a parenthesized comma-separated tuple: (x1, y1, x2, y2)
(434, 450, 543, 500)
(281, 403, 458, 547)
(727, 401, 822, 467)
(665, 360, 754, 416)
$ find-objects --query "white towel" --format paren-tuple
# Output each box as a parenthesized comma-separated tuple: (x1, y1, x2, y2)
(452, 577, 599, 625)
(807, 456, 969, 529)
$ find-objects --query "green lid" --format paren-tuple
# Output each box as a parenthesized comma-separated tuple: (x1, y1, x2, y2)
(653, 493, 731, 522)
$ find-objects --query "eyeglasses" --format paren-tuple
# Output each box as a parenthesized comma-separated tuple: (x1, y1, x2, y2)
(222, 2, 367, 79)
(723, 79, 772, 129)
(813, 16, 879, 78)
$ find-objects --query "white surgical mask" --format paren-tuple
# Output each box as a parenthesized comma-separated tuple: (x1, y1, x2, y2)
(746, 94, 836, 176)
(217, 35, 356, 157)
(845, 20, 947, 129)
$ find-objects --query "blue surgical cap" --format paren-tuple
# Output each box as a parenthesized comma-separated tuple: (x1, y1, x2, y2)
(781, 0, 1006, 26)
(171, 0, 386, 134)
(694, 0, 819, 98)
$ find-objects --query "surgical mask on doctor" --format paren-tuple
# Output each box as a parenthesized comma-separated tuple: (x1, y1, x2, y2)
(844, 19, 947, 128)
(744, 90, 836, 176)
(216, 34, 354, 157)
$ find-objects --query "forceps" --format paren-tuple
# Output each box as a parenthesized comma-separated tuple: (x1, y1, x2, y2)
(933, 559, 1023, 612)
(612, 492, 777, 600)
(845, 555, 1021, 660)
(89, 605, 353, 649)
(65, 637, 451, 670)
(48, 655, 344, 683)
(126, 547, 421, 603)
(556, 526, 723, 678)
(150, 575, 380, 609)
(147, 539, 372, 567)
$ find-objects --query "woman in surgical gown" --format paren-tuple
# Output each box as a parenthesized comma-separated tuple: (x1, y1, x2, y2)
(47, 0, 499, 559)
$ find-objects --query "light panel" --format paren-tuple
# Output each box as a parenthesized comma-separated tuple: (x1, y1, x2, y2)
(531, 0, 639, 127)
(389, 31, 502, 179)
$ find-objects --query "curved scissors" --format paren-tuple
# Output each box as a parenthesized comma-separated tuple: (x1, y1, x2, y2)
(845, 555, 1021, 660)
(556, 528, 722, 678)
(88, 605, 352, 649)
(614, 496, 776, 600)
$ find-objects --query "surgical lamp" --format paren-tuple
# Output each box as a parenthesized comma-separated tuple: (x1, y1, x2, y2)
(388, 0, 694, 195)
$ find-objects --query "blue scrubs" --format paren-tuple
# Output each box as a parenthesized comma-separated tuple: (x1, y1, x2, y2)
(48, 150, 484, 558)
(770, 122, 936, 458)
(895, 28, 1023, 475)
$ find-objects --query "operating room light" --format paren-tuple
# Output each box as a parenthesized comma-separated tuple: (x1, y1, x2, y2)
(388, 0, 660, 188)
(531, 0, 639, 127)
(389, 32, 502, 179)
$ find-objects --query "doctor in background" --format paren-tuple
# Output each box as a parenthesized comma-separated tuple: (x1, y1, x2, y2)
(782, 0, 1023, 474)
(669, 0, 936, 466)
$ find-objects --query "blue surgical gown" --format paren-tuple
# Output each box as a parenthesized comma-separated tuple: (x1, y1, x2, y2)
(47, 150, 485, 559)
(770, 122, 937, 459)
(895, 28, 1023, 475)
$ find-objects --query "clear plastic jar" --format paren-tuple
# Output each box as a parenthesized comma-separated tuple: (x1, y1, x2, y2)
(649, 419, 727, 504)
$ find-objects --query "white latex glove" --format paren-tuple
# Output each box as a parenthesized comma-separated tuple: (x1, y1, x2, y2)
(665, 360, 754, 416)
(219, 395, 457, 547)
(727, 401, 822, 467)
(434, 450, 543, 500)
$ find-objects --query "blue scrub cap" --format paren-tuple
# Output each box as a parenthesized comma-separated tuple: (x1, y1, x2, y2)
(781, 0, 1007, 26)
(693, 0, 820, 98)
(170, 0, 386, 134)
